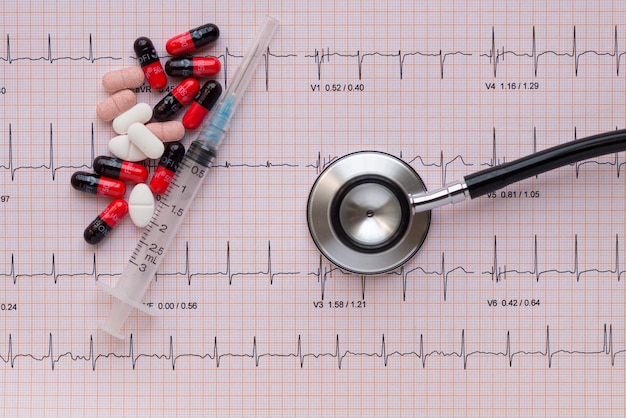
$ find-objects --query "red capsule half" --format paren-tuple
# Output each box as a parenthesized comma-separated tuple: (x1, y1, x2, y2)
(71, 171, 126, 198)
(182, 80, 222, 130)
(83, 199, 129, 245)
(134, 37, 167, 90)
(153, 78, 200, 122)
(93, 155, 149, 183)
(166, 23, 220, 56)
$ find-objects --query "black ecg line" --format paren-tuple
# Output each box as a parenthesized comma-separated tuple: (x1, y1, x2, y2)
(0, 26, 625, 79)
(2, 235, 625, 303)
(0, 324, 622, 370)
(1, 124, 625, 182)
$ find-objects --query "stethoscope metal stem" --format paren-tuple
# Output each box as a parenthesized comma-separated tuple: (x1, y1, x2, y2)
(410, 180, 469, 213)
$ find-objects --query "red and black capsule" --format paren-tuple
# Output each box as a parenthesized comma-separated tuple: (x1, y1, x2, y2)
(71, 171, 126, 198)
(182, 80, 222, 130)
(153, 78, 200, 122)
(165, 56, 221, 78)
(134, 36, 167, 90)
(83, 199, 129, 245)
(149, 141, 186, 194)
(166, 23, 220, 56)
(93, 155, 149, 184)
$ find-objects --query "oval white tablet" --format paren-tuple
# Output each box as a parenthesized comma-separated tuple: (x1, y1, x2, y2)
(108, 134, 148, 162)
(127, 122, 165, 159)
(112, 102, 153, 134)
(128, 183, 155, 228)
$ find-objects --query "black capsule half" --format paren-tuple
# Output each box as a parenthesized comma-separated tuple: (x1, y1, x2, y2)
(161, 141, 186, 171)
(195, 80, 222, 110)
(133, 37, 160, 66)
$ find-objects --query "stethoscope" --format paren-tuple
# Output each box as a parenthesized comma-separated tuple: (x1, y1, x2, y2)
(307, 129, 626, 275)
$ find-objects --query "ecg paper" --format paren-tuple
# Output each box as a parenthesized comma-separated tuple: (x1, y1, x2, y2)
(1, 0, 625, 416)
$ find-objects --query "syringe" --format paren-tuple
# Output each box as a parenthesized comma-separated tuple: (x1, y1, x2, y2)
(97, 16, 279, 339)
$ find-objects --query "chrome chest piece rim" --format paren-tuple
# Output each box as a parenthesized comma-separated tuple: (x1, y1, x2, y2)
(307, 151, 431, 275)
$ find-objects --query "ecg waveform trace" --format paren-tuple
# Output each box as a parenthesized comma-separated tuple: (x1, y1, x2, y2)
(2, 235, 625, 303)
(1, 26, 625, 79)
(1, 124, 625, 183)
(0, 34, 120, 64)
(0, 324, 622, 370)
(485, 235, 626, 284)
(485, 26, 626, 77)
(0, 123, 95, 180)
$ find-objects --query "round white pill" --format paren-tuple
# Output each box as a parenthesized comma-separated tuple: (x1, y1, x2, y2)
(112, 103, 153, 134)
(127, 122, 165, 159)
(108, 134, 149, 162)
(128, 183, 155, 228)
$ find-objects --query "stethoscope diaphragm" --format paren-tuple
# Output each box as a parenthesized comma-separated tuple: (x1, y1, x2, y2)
(307, 151, 431, 274)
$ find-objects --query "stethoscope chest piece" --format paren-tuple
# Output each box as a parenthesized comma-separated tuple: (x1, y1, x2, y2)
(307, 151, 431, 274)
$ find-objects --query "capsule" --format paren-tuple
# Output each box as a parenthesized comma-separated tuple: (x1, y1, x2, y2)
(71, 171, 126, 198)
(165, 56, 221, 78)
(133, 37, 167, 90)
(166, 23, 220, 56)
(93, 155, 149, 183)
(182, 80, 222, 130)
(83, 199, 129, 245)
(153, 78, 200, 122)
(149, 141, 186, 194)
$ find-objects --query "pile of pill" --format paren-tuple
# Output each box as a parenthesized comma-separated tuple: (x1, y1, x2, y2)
(73, 24, 224, 245)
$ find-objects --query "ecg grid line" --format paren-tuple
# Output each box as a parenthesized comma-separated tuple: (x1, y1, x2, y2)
(2, 1, 626, 416)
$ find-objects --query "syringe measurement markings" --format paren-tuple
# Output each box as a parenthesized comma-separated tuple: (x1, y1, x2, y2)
(130, 225, 156, 262)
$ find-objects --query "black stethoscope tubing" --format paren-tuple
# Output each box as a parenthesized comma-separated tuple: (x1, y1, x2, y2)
(463, 129, 626, 199)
